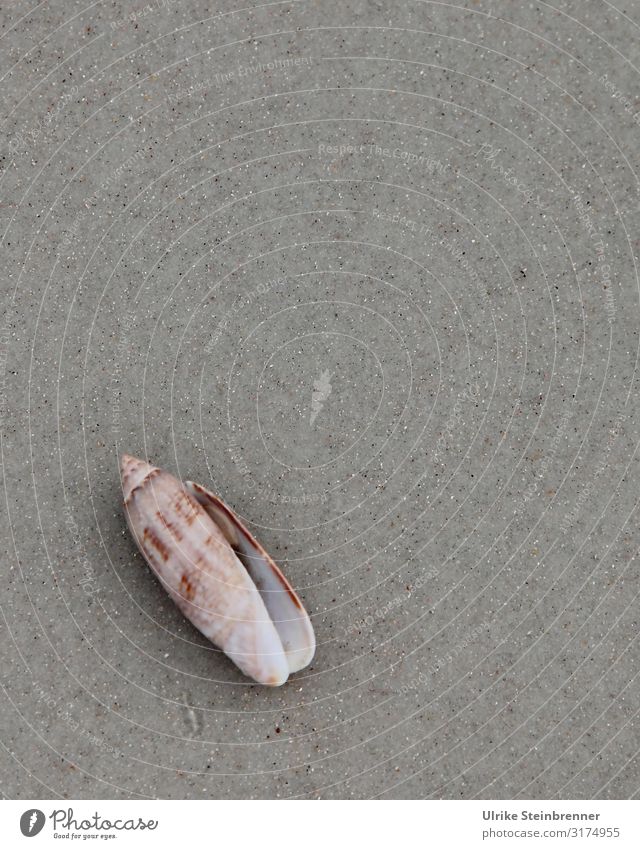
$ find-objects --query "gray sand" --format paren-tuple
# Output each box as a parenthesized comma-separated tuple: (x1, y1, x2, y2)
(1, 0, 639, 799)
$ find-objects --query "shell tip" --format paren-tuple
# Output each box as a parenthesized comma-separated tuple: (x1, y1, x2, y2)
(120, 453, 158, 501)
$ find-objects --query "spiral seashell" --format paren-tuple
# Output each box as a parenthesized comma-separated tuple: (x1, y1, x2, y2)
(120, 454, 315, 686)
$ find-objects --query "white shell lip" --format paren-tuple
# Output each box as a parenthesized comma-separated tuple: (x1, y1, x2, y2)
(185, 480, 316, 674)
(120, 454, 314, 685)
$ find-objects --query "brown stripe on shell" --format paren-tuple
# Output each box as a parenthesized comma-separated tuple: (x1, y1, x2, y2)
(143, 526, 170, 561)
(280, 580, 303, 610)
(173, 489, 199, 524)
(155, 511, 183, 542)
(124, 467, 161, 504)
(179, 574, 196, 601)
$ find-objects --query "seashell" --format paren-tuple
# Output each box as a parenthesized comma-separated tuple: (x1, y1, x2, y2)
(120, 454, 315, 686)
